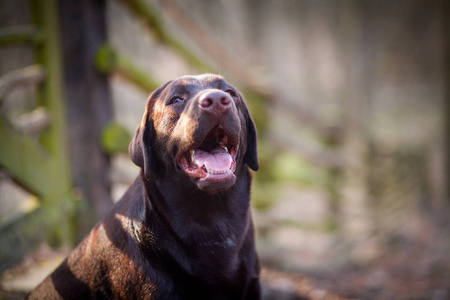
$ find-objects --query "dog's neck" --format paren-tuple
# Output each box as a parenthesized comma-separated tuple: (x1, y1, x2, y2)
(139, 166, 253, 273)
(143, 167, 252, 235)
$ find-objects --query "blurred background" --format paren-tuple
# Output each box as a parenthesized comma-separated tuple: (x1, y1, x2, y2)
(1, 0, 450, 299)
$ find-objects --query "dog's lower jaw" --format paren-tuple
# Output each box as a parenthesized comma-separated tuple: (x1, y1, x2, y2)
(197, 173, 237, 193)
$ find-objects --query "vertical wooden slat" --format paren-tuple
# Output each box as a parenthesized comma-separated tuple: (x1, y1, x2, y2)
(30, 0, 75, 243)
(58, 0, 113, 238)
(443, 0, 450, 203)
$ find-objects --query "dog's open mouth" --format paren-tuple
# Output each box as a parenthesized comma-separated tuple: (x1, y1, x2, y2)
(177, 126, 237, 180)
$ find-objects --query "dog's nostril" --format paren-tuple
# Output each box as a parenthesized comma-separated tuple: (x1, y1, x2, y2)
(201, 98, 214, 108)
(220, 96, 230, 106)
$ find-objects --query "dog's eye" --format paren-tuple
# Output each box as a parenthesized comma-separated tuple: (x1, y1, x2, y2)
(225, 89, 237, 97)
(170, 96, 184, 104)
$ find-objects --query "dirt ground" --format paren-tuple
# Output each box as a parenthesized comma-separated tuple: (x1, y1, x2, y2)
(1, 243, 449, 300)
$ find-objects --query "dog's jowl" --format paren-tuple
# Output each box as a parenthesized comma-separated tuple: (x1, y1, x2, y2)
(29, 74, 261, 300)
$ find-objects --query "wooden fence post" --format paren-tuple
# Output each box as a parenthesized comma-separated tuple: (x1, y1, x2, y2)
(58, 0, 113, 238)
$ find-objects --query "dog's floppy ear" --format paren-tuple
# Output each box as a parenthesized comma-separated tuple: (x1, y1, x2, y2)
(129, 82, 171, 179)
(129, 109, 156, 180)
(240, 94, 259, 171)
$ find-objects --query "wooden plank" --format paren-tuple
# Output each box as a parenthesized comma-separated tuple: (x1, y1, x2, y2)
(58, 0, 113, 230)
(29, 0, 75, 243)
(443, 0, 450, 202)
(0, 114, 51, 197)
(121, 0, 210, 72)
(96, 45, 161, 92)
(30, 0, 72, 196)
(0, 64, 45, 101)
(0, 25, 41, 46)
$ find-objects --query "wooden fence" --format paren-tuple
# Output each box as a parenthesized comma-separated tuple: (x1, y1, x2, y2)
(0, 0, 275, 274)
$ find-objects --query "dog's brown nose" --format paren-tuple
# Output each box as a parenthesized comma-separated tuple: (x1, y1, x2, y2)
(199, 90, 231, 115)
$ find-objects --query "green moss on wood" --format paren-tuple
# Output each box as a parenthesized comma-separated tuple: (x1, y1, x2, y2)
(95, 44, 161, 92)
(0, 114, 52, 196)
(30, 0, 75, 244)
(101, 122, 133, 154)
(121, 0, 208, 72)
(95, 44, 117, 73)
(0, 26, 43, 46)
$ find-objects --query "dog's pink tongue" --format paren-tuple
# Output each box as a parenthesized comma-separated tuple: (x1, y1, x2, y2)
(194, 148, 232, 173)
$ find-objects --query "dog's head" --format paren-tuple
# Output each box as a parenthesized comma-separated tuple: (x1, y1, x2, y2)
(129, 74, 258, 193)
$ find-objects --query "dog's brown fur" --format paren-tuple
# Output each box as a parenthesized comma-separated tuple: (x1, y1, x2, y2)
(29, 74, 261, 299)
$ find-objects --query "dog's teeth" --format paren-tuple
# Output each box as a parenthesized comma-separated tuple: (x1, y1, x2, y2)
(218, 141, 228, 152)
(204, 164, 228, 175)
(190, 150, 195, 162)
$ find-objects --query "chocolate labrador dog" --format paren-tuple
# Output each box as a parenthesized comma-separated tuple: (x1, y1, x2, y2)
(29, 74, 261, 299)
